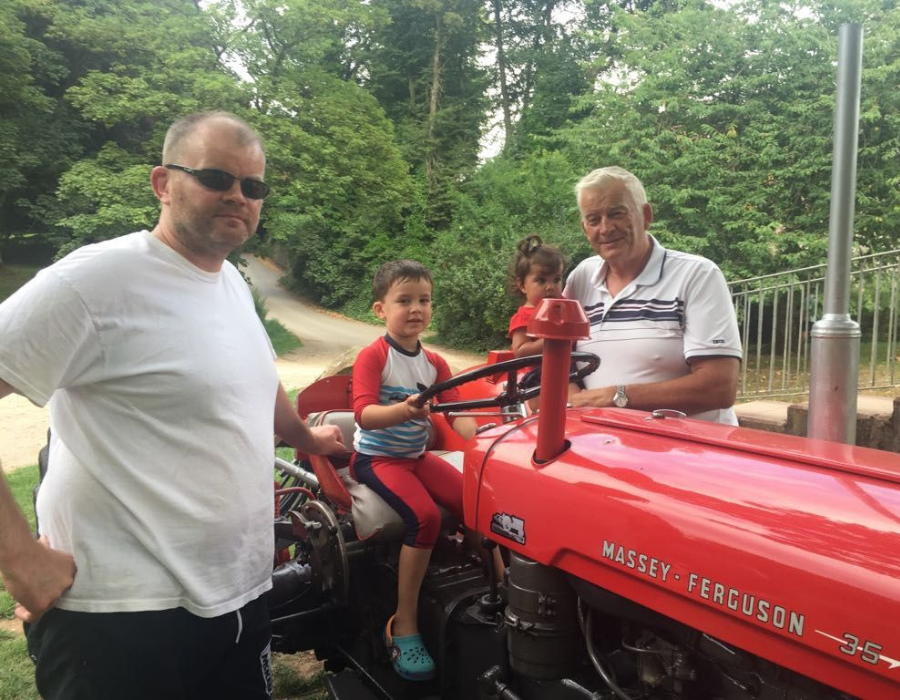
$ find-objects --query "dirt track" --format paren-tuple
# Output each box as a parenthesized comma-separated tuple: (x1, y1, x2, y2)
(0, 257, 481, 472)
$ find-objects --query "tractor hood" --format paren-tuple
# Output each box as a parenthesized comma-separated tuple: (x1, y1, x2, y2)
(463, 407, 900, 698)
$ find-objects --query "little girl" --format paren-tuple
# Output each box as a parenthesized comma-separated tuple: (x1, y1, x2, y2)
(508, 235, 567, 357)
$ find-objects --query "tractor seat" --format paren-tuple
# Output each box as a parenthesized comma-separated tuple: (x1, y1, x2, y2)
(305, 409, 462, 541)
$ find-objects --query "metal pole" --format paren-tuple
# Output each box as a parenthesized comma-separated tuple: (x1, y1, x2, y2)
(808, 23, 863, 443)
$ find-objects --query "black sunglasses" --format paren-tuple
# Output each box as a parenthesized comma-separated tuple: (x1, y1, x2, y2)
(164, 164, 270, 200)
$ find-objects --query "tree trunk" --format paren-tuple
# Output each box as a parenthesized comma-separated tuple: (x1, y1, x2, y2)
(425, 12, 444, 190)
(492, 0, 513, 145)
(522, 0, 558, 113)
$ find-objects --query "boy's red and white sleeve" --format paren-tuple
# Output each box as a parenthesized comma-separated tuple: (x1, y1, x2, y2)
(352, 340, 386, 424)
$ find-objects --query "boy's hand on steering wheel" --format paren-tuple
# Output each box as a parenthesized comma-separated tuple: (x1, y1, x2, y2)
(403, 394, 431, 421)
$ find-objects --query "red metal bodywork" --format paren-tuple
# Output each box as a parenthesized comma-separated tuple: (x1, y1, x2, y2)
(529, 299, 590, 462)
(292, 297, 900, 698)
(463, 409, 900, 699)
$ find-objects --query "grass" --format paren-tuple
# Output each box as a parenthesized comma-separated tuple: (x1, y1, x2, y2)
(0, 467, 39, 616)
(739, 338, 900, 401)
(265, 317, 303, 357)
(272, 656, 328, 700)
(0, 631, 39, 700)
(0, 264, 39, 304)
(252, 287, 302, 357)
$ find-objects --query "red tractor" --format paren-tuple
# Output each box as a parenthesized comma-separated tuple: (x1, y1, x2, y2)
(269, 300, 899, 700)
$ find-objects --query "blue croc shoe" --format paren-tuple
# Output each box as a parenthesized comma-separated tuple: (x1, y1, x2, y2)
(384, 615, 436, 681)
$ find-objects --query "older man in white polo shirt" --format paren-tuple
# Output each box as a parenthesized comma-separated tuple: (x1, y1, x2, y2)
(564, 166, 742, 424)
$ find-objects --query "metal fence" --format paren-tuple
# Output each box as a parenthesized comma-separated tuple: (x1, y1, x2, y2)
(729, 249, 900, 398)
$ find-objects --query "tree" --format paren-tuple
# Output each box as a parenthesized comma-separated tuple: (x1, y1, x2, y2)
(50, 144, 160, 257)
(485, 0, 588, 155)
(2, 0, 250, 257)
(0, 0, 83, 263)
(365, 0, 489, 228)
(561, 0, 846, 278)
(256, 74, 415, 308)
(430, 149, 585, 347)
(848, 0, 900, 256)
(236, 0, 415, 308)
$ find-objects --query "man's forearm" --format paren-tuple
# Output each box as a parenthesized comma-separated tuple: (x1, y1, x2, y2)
(614, 377, 730, 413)
(0, 379, 28, 566)
(571, 357, 739, 413)
(0, 456, 77, 620)
(273, 383, 346, 455)
(0, 468, 34, 571)
(273, 383, 316, 451)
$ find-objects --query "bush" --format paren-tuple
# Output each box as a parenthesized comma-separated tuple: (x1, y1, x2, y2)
(429, 151, 590, 350)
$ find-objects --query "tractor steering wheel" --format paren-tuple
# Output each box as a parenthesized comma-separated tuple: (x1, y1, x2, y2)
(412, 351, 600, 413)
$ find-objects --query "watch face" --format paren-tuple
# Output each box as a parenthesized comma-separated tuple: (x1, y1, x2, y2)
(614, 387, 628, 407)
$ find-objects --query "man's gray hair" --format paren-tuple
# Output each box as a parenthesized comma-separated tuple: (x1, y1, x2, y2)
(575, 166, 648, 210)
(162, 111, 264, 164)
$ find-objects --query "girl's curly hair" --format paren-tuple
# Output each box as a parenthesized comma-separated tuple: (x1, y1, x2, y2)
(508, 235, 568, 297)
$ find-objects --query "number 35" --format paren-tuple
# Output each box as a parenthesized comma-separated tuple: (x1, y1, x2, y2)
(839, 634, 882, 665)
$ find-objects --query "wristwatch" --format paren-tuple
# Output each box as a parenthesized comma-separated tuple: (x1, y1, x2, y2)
(613, 384, 629, 408)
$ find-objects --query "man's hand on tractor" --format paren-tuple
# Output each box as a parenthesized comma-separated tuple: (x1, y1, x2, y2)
(309, 424, 347, 455)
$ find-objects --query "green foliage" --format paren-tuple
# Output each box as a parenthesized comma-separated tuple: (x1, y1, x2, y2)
(5, 0, 900, 352)
(512, 39, 592, 154)
(0, 0, 85, 250)
(50, 144, 159, 255)
(496, 2, 592, 157)
(365, 0, 489, 227)
(256, 74, 414, 310)
(562, 0, 869, 279)
(0, 264, 39, 303)
(1, 0, 249, 255)
(430, 150, 588, 349)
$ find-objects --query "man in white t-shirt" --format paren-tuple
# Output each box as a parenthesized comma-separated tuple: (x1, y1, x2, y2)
(0, 111, 344, 700)
(564, 166, 742, 424)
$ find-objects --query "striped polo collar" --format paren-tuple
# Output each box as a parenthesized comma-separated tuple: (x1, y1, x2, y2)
(591, 235, 667, 290)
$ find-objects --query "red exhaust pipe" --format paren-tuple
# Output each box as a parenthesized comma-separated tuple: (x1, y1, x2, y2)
(528, 299, 589, 463)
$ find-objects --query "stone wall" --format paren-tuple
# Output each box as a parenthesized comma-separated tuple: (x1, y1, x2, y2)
(784, 398, 900, 452)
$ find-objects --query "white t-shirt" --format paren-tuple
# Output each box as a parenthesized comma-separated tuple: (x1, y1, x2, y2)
(564, 237, 743, 424)
(0, 231, 279, 617)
